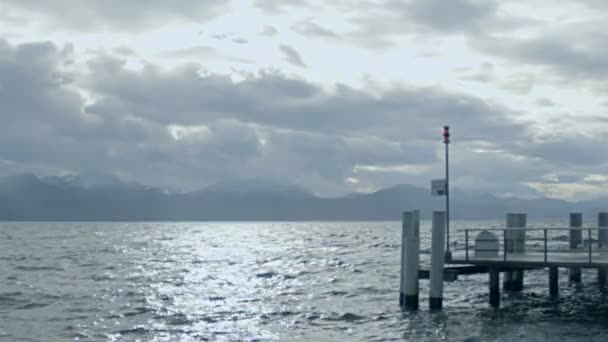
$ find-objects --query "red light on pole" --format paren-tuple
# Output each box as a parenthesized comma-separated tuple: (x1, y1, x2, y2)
(443, 126, 450, 144)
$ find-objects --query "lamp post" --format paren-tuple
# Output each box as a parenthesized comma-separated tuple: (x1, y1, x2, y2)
(443, 126, 451, 260)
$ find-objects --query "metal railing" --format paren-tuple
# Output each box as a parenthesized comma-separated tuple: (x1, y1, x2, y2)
(459, 227, 608, 264)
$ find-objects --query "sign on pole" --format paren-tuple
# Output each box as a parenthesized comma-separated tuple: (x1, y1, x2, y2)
(431, 179, 447, 196)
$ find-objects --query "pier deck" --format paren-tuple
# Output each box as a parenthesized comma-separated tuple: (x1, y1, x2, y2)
(449, 251, 608, 268)
(399, 212, 608, 310)
(450, 226, 608, 268)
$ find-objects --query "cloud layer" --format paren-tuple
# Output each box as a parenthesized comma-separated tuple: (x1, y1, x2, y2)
(0, 37, 601, 199)
(1, 1, 608, 200)
(0, 0, 231, 30)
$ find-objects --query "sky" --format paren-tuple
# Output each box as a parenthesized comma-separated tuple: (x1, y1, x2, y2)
(0, 0, 607, 200)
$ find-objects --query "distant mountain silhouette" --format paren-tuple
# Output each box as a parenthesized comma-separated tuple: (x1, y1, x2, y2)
(41, 172, 141, 190)
(0, 173, 604, 221)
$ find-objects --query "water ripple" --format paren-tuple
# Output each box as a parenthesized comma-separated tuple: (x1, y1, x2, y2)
(1, 221, 608, 341)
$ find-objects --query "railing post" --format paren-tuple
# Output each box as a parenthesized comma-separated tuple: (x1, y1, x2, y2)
(503, 229, 507, 262)
(588, 228, 592, 264)
(465, 230, 469, 261)
(544, 229, 548, 263)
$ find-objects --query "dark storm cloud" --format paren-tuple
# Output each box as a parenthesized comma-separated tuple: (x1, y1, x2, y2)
(261, 129, 437, 178)
(84, 55, 527, 145)
(279, 45, 307, 68)
(258, 0, 500, 33)
(0, 39, 79, 124)
(0, 0, 231, 30)
(0, 39, 434, 190)
(0, 40, 187, 183)
(0, 39, 128, 175)
(471, 33, 608, 81)
(512, 136, 608, 166)
(1, 38, 603, 195)
(288, 0, 534, 49)
(381, 0, 499, 33)
(80, 53, 572, 194)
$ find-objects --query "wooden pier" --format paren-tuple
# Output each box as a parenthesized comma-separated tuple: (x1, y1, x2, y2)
(399, 211, 608, 310)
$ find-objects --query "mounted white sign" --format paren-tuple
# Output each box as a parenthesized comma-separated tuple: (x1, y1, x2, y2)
(431, 179, 446, 196)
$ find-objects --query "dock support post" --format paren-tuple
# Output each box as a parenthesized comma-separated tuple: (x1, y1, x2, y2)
(502, 272, 512, 291)
(429, 211, 446, 310)
(599, 268, 607, 290)
(598, 213, 608, 290)
(549, 266, 559, 297)
(400, 210, 420, 309)
(505, 213, 526, 291)
(569, 213, 582, 283)
(489, 267, 500, 308)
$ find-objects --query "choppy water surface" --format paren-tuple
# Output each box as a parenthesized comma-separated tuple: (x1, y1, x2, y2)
(1, 221, 608, 341)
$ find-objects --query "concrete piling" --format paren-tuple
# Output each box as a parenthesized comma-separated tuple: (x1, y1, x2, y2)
(549, 266, 559, 296)
(502, 272, 512, 292)
(599, 269, 607, 290)
(400, 210, 420, 310)
(569, 213, 582, 283)
(395, 209, 608, 309)
(505, 213, 526, 291)
(429, 211, 446, 310)
(489, 267, 500, 308)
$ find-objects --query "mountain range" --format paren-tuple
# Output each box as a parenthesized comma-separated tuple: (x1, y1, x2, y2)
(0, 173, 605, 221)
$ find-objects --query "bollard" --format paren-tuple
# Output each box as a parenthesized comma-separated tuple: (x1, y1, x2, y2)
(569, 213, 582, 283)
(549, 266, 559, 296)
(598, 213, 608, 289)
(429, 211, 446, 310)
(400, 210, 420, 309)
(489, 267, 500, 308)
(505, 213, 526, 291)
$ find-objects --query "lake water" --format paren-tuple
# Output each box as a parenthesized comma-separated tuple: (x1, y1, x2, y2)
(1, 221, 608, 341)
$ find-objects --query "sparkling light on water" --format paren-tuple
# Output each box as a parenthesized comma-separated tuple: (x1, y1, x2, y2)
(1, 221, 608, 341)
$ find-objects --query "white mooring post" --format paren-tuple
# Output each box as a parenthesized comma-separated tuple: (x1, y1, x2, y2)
(505, 213, 526, 291)
(598, 213, 608, 289)
(400, 210, 420, 310)
(429, 211, 446, 310)
(569, 213, 582, 283)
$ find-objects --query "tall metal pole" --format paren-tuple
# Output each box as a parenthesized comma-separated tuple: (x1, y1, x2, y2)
(443, 126, 451, 260)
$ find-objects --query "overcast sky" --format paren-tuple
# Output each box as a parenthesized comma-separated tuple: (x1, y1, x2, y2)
(1, 0, 607, 200)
